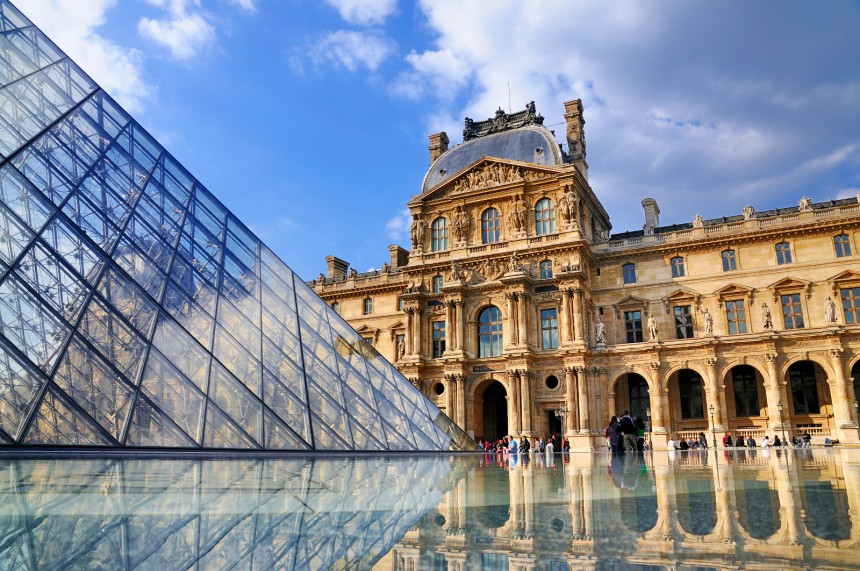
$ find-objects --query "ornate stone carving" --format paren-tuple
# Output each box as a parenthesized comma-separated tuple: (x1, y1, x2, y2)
(693, 214, 704, 228)
(452, 162, 523, 193)
(410, 215, 425, 249)
(761, 302, 773, 330)
(594, 318, 606, 345)
(558, 184, 578, 225)
(510, 194, 528, 233)
(825, 296, 837, 324)
(447, 261, 465, 282)
(523, 170, 551, 182)
(647, 315, 659, 341)
(700, 308, 714, 336)
(799, 195, 812, 211)
(452, 205, 470, 243)
(462, 102, 545, 141)
(743, 205, 755, 220)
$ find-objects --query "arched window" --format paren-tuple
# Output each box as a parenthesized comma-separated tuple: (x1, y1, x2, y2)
(732, 365, 760, 417)
(678, 370, 704, 419)
(432, 275, 443, 293)
(789, 361, 820, 414)
(431, 217, 449, 252)
(481, 208, 501, 244)
(721, 249, 737, 271)
(534, 198, 555, 235)
(477, 306, 503, 358)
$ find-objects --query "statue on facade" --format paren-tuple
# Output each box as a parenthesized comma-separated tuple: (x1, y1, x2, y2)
(508, 252, 522, 273)
(693, 214, 704, 228)
(743, 205, 755, 220)
(463, 117, 476, 140)
(701, 308, 714, 336)
(410, 215, 425, 249)
(380, 262, 390, 274)
(397, 338, 405, 360)
(512, 194, 528, 232)
(648, 315, 659, 341)
(558, 184, 577, 225)
(452, 206, 470, 242)
(799, 195, 813, 211)
(761, 302, 773, 330)
(315, 273, 325, 284)
(447, 261, 465, 282)
(348, 268, 358, 278)
(825, 296, 837, 323)
(595, 318, 606, 345)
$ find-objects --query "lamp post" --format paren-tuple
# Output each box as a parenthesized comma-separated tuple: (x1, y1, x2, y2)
(777, 400, 788, 447)
(646, 407, 652, 451)
(709, 403, 717, 449)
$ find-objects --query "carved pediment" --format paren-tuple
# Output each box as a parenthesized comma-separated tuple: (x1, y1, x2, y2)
(663, 288, 701, 313)
(767, 276, 810, 290)
(828, 269, 860, 286)
(614, 294, 651, 319)
(713, 283, 753, 298)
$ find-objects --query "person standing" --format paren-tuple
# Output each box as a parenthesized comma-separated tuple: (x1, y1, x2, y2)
(608, 416, 623, 456)
(698, 432, 708, 449)
(619, 410, 638, 452)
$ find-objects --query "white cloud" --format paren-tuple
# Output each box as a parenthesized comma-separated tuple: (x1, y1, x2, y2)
(17, 0, 150, 112)
(228, 0, 257, 12)
(324, 0, 397, 25)
(396, 0, 860, 232)
(310, 30, 394, 72)
(385, 208, 411, 241)
(138, 0, 215, 60)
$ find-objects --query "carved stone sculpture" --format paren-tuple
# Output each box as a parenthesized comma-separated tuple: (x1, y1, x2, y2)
(558, 184, 577, 224)
(693, 214, 704, 228)
(447, 261, 465, 282)
(410, 215, 425, 249)
(508, 252, 522, 273)
(825, 296, 837, 323)
(648, 315, 658, 341)
(595, 318, 606, 345)
(512, 194, 527, 232)
(701, 308, 714, 335)
(761, 302, 773, 330)
(799, 195, 812, 211)
(453, 163, 522, 193)
(743, 205, 755, 220)
(397, 338, 405, 359)
(452, 206, 470, 242)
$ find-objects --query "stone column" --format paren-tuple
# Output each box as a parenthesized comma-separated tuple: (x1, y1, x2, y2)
(830, 349, 859, 440)
(405, 308, 414, 356)
(522, 463, 535, 537)
(572, 287, 584, 342)
(520, 371, 533, 436)
(414, 306, 422, 359)
(577, 367, 590, 433)
(445, 374, 456, 421)
(560, 289, 572, 344)
(650, 364, 668, 434)
(456, 300, 465, 351)
(456, 374, 466, 429)
(444, 301, 454, 354)
(765, 353, 788, 432)
(706, 358, 725, 431)
(506, 293, 519, 347)
(518, 293, 528, 347)
(711, 456, 733, 542)
(508, 370, 521, 435)
(774, 455, 802, 546)
(565, 367, 577, 436)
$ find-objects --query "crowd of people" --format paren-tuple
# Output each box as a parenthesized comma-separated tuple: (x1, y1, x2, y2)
(475, 435, 570, 456)
(604, 410, 649, 455)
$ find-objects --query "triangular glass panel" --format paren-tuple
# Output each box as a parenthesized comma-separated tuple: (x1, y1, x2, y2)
(0, 0, 475, 452)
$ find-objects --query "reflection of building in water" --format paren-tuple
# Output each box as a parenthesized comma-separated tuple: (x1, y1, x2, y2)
(379, 450, 860, 570)
(316, 100, 860, 451)
(0, 456, 460, 569)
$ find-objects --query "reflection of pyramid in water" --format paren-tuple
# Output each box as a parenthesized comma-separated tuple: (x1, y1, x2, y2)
(0, 1, 473, 451)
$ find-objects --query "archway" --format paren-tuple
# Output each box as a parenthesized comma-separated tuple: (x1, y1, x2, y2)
(851, 360, 859, 410)
(668, 368, 707, 431)
(481, 381, 508, 441)
(786, 360, 833, 432)
(725, 364, 766, 427)
(614, 373, 651, 421)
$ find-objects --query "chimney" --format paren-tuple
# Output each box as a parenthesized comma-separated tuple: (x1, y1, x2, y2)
(389, 244, 410, 268)
(641, 198, 660, 232)
(428, 132, 449, 164)
(325, 255, 349, 280)
(563, 99, 588, 179)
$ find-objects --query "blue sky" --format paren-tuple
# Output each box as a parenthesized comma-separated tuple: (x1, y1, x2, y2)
(16, 0, 860, 280)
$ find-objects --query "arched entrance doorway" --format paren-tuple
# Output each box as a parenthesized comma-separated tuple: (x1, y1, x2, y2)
(482, 381, 508, 441)
(614, 373, 651, 421)
(786, 360, 833, 433)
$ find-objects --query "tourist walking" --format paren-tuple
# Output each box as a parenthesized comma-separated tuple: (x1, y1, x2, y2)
(619, 410, 638, 452)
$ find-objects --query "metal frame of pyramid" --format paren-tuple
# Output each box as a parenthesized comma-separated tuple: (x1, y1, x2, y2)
(0, 0, 474, 451)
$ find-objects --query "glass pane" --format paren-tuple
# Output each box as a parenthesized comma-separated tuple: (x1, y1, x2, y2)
(62, 190, 122, 252)
(124, 394, 196, 448)
(0, 202, 34, 264)
(262, 368, 310, 444)
(213, 324, 261, 397)
(52, 335, 135, 440)
(96, 266, 158, 339)
(39, 216, 105, 284)
(208, 361, 262, 445)
(0, 163, 53, 231)
(23, 386, 112, 445)
(0, 273, 70, 373)
(140, 348, 206, 444)
(169, 252, 218, 315)
(78, 295, 147, 383)
(0, 339, 46, 440)
(16, 240, 91, 321)
(151, 313, 210, 391)
(306, 380, 351, 446)
(113, 236, 167, 299)
(202, 403, 257, 449)
(263, 407, 309, 450)
(162, 280, 214, 348)
(216, 295, 259, 349)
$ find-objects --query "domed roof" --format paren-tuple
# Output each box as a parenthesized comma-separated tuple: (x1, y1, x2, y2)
(422, 125, 565, 194)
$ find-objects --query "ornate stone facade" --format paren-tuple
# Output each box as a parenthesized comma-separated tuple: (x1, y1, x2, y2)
(314, 101, 860, 451)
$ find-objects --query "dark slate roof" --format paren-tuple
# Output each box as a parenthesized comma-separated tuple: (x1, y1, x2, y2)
(421, 126, 565, 194)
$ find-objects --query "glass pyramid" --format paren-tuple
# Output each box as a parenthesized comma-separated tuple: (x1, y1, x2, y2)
(0, 1, 474, 451)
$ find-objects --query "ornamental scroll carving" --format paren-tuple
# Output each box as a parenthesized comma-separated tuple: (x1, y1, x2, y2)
(452, 163, 523, 193)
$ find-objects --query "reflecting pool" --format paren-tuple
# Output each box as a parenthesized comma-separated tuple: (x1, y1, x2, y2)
(0, 449, 858, 570)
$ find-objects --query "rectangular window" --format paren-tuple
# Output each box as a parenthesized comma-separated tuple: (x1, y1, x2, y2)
(540, 308, 559, 349)
(781, 293, 804, 329)
(363, 298, 373, 315)
(775, 242, 792, 265)
(674, 305, 694, 339)
(843, 287, 860, 325)
(625, 310, 643, 343)
(671, 257, 685, 278)
(726, 300, 747, 334)
(622, 263, 636, 284)
(362, 336, 374, 346)
(432, 275, 443, 293)
(540, 260, 553, 279)
(432, 321, 446, 358)
(835, 234, 852, 257)
(722, 250, 737, 271)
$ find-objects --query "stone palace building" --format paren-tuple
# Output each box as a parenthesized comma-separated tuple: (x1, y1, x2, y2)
(312, 101, 860, 451)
